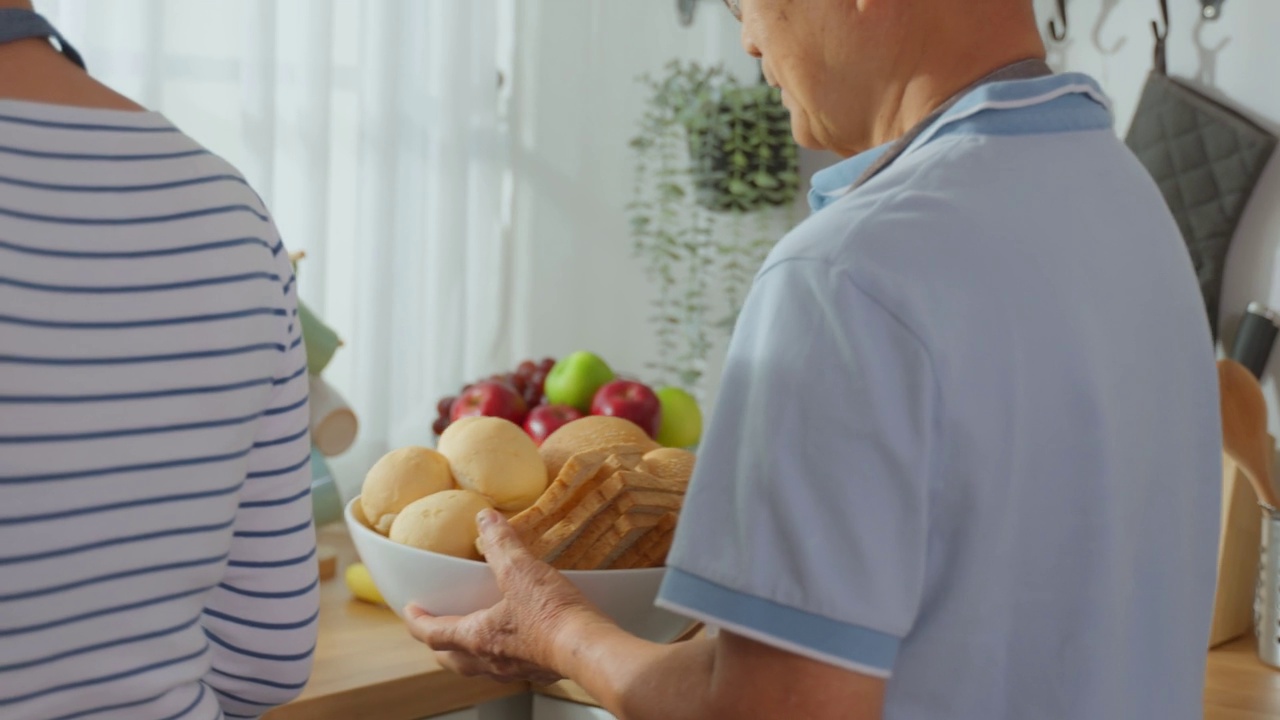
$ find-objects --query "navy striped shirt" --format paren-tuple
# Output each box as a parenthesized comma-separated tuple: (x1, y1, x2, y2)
(0, 99, 318, 720)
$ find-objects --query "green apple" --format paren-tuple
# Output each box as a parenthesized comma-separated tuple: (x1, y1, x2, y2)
(543, 351, 615, 412)
(654, 386, 702, 448)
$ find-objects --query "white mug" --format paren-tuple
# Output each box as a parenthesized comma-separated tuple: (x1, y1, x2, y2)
(309, 375, 359, 457)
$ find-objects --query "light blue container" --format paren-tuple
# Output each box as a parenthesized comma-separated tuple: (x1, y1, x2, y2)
(309, 447, 345, 528)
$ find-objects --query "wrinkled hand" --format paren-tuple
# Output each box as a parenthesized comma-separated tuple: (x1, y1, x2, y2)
(404, 509, 607, 685)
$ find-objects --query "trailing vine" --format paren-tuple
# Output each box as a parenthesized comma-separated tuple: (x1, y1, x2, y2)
(629, 60, 801, 400)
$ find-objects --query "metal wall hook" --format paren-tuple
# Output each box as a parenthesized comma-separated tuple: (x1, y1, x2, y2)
(677, 0, 697, 27)
(1202, 0, 1225, 19)
(1048, 0, 1068, 41)
(1151, 0, 1170, 74)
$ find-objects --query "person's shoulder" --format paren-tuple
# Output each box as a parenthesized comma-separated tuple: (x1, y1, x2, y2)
(763, 165, 979, 282)
(0, 100, 288, 271)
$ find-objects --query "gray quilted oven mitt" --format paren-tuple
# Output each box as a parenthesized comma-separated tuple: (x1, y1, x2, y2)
(1124, 17, 1276, 341)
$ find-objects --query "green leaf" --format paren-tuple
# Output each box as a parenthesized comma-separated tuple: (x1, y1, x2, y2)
(659, 182, 686, 200)
(753, 172, 780, 189)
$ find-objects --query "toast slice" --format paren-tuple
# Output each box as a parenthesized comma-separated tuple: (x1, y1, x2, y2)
(549, 470, 685, 569)
(508, 445, 646, 546)
(611, 512, 678, 570)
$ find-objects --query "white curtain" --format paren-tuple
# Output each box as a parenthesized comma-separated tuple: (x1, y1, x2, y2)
(34, 0, 518, 492)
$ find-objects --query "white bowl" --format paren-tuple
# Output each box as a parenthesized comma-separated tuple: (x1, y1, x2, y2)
(344, 497, 694, 644)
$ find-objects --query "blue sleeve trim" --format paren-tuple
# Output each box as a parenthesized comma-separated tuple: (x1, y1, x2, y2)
(657, 568, 900, 677)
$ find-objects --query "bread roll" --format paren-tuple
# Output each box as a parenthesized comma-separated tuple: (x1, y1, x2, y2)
(390, 490, 494, 560)
(638, 447, 696, 482)
(539, 416, 660, 481)
(361, 446, 455, 535)
(437, 416, 548, 512)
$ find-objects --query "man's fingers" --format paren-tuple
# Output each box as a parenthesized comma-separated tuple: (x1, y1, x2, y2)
(435, 650, 488, 677)
(404, 606, 468, 651)
(476, 509, 537, 581)
(529, 671, 564, 686)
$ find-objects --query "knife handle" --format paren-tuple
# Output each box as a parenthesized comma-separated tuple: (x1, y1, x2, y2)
(1231, 302, 1279, 379)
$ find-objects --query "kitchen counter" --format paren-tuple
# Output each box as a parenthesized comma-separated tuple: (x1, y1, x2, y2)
(269, 526, 1280, 719)
(261, 525, 525, 720)
(1205, 637, 1280, 718)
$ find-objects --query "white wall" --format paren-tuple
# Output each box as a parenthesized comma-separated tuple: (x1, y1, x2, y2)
(505, 1, 767, 398)
(1034, 0, 1280, 430)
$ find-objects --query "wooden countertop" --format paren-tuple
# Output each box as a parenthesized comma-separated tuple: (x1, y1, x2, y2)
(268, 526, 1280, 719)
(262, 525, 525, 720)
(1205, 637, 1280, 718)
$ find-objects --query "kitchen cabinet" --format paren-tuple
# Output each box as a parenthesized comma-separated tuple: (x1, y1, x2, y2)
(427, 695, 531, 720)
(531, 695, 616, 720)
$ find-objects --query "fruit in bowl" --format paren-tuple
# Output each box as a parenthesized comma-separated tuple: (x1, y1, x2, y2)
(522, 404, 585, 446)
(654, 386, 702, 449)
(450, 380, 528, 427)
(348, 414, 699, 642)
(433, 357, 556, 438)
(590, 379, 662, 439)
(544, 351, 615, 412)
(431, 352, 702, 449)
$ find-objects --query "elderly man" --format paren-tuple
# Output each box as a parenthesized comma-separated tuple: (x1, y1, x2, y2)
(407, 1, 1219, 718)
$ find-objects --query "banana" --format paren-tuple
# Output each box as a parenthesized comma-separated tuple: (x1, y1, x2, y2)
(344, 562, 386, 606)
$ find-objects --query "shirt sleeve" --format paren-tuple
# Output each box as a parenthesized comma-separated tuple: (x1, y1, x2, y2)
(656, 257, 937, 679)
(200, 248, 319, 719)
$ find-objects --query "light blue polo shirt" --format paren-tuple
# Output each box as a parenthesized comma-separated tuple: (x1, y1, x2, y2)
(657, 72, 1220, 719)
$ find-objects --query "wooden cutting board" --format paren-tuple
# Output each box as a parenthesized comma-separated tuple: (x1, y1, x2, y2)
(1211, 451, 1268, 648)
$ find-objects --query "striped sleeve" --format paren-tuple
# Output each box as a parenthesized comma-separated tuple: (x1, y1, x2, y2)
(199, 247, 319, 718)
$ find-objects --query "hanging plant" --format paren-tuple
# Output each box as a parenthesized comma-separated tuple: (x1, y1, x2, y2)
(686, 82, 799, 213)
(628, 60, 802, 400)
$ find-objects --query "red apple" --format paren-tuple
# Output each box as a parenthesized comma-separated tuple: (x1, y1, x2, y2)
(590, 380, 662, 438)
(451, 380, 529, 425)
(523, 404, 586, 446)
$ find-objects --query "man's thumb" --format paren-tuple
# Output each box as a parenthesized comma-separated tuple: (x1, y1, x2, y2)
(475, 509, 532, 575)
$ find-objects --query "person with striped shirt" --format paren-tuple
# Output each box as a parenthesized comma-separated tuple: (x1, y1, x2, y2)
(0, 5, 319, 719)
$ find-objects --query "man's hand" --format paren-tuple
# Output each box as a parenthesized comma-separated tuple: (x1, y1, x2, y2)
(404, 509, 888, 719)
(404, 508, 612, 685)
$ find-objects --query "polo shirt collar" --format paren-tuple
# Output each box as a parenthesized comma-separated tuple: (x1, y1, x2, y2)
(808, 72, 1112, 213)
